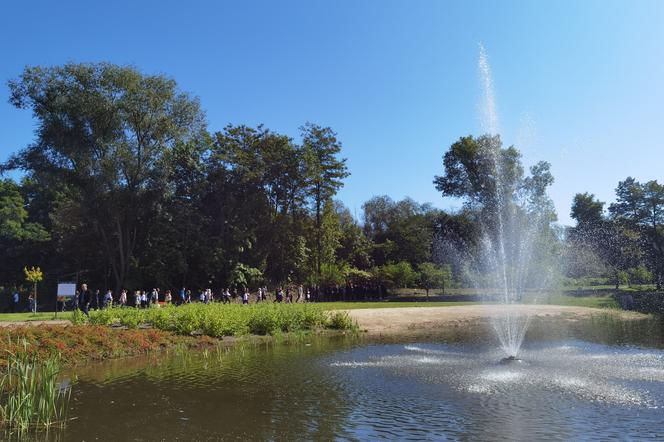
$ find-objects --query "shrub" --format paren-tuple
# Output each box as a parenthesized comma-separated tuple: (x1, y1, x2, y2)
(325, 311, 357, 330)
(74, 303, 351, 338)
(70, 308, 87, 325)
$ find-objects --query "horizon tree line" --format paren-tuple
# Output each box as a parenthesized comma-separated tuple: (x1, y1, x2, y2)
(0, 62, 661, 306)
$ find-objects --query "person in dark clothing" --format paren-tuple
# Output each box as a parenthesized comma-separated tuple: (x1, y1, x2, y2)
(94, 289, 101, 310)
(80, 284, 91, 316)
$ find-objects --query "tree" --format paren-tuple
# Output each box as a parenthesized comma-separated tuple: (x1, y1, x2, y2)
(230, 263, 264, 290)
(24, 266, 43, 313)
(301, 123, 349, 281)
(377, 261, 416, 289)
(571, 193, 605, 227)
(362, 196, 439, 266)
(4, 63, 206, 292)
(334, 201, 373, 269)
(433, 134, 558, 295)
(417, 262, 452, 298)
(434, 135, 524, 215)
(608, 178, 664, 288)
(0, 179, 49, 285)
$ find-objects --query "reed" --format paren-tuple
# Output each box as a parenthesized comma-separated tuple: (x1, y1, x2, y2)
(0, 343, 72, 433)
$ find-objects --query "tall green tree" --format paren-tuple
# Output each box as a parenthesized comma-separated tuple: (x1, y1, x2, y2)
(0, 179, 49, 284)
(571, 192, 605, 227)
(4, 63, 206, 291)
(301, 123, 349, 281)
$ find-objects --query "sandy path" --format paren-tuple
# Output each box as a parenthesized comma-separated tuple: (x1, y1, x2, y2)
(346, 304, 646, 335)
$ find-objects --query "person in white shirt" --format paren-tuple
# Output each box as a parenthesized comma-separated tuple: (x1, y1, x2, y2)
(103, 290, 113, 308)
(119, 290, 127, 307)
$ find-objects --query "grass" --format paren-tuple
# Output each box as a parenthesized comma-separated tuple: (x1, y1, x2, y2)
(0, 350, 71, 433)
(540, 294, 619, 309)
(0, 312, 73, 322)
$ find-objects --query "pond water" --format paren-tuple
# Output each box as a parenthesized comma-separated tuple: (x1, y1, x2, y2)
(44, 315, 664, 440)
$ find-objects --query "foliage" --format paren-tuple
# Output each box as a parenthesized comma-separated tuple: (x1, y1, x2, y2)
(86, 303, 352, 337)
(0, 350, 71, 432)
(230, 263, 264, 290)
(417, 262, 452, 296)
(3, 60, 662, 307)
(372, 262, 417, 289)
(0, 325, 214, 366)
(324, 311, 357, 331)
(23, 267, 43, 284)
(5, 63, 207, 292)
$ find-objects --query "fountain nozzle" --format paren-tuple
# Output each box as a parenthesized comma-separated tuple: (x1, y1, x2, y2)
(499, 355, 522, 364)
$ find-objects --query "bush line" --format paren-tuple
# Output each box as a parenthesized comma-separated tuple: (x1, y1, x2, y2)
(78, 303, 357, 337)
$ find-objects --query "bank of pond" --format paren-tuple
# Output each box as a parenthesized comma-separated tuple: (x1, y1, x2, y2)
(0, 303, 356, 435)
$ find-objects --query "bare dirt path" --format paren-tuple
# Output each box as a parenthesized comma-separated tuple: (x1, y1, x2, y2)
(346, 304, 647, 335)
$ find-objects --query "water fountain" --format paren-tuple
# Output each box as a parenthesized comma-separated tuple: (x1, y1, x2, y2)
(474, 44, 555, 359)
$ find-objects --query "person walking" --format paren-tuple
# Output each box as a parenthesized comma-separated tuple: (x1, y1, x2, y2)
(103, 290, 113, 308)
(256, 287, 262, 303)
(80, 283, 91, 316)
(11, 289, 19, 313)
(150, 288, 159, 307)
(179, 287, 186, 305)
(141, 291, 148, 308)
(119, 290, 127, 308)
(94, 289, 101, 310)
(164, 290, 172, 305)
(134, 291, 141, 308)
(242, 288, 249, 305)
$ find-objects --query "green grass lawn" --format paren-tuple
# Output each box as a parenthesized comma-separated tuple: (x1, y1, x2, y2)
(0, 311, 74, 322)
(539, 295, 618, 309)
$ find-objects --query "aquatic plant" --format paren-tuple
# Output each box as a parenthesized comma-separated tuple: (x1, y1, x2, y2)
(0, 347, 71, 433)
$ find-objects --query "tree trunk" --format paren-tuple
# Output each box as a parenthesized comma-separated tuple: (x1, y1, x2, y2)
(315, 188, 321, 281)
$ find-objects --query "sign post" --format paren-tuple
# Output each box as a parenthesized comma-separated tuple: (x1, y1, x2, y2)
(56, 282, 76, 318)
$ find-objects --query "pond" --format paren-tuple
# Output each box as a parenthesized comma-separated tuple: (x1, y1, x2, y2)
(45, 315, 664, 440)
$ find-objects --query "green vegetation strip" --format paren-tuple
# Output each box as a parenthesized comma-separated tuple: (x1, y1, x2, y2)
(79, 303, 356, 337)
(0, 351, 71, 433)
(0, 295, 621, 323)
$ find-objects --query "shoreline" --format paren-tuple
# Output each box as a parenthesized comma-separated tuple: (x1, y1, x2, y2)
(346, 304, 649, 336)
(0, 304, 649, 367)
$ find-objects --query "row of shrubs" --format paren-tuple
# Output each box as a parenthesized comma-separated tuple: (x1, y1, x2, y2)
(73, 303, 356, 337)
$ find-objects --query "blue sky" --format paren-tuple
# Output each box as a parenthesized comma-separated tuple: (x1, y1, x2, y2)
(1, 0, 663, 225)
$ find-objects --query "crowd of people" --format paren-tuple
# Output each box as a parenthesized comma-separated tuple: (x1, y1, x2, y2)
(72, 284, 313, 316)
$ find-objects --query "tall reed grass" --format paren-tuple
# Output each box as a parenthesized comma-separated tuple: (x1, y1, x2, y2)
(0, 344, 72, 433)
